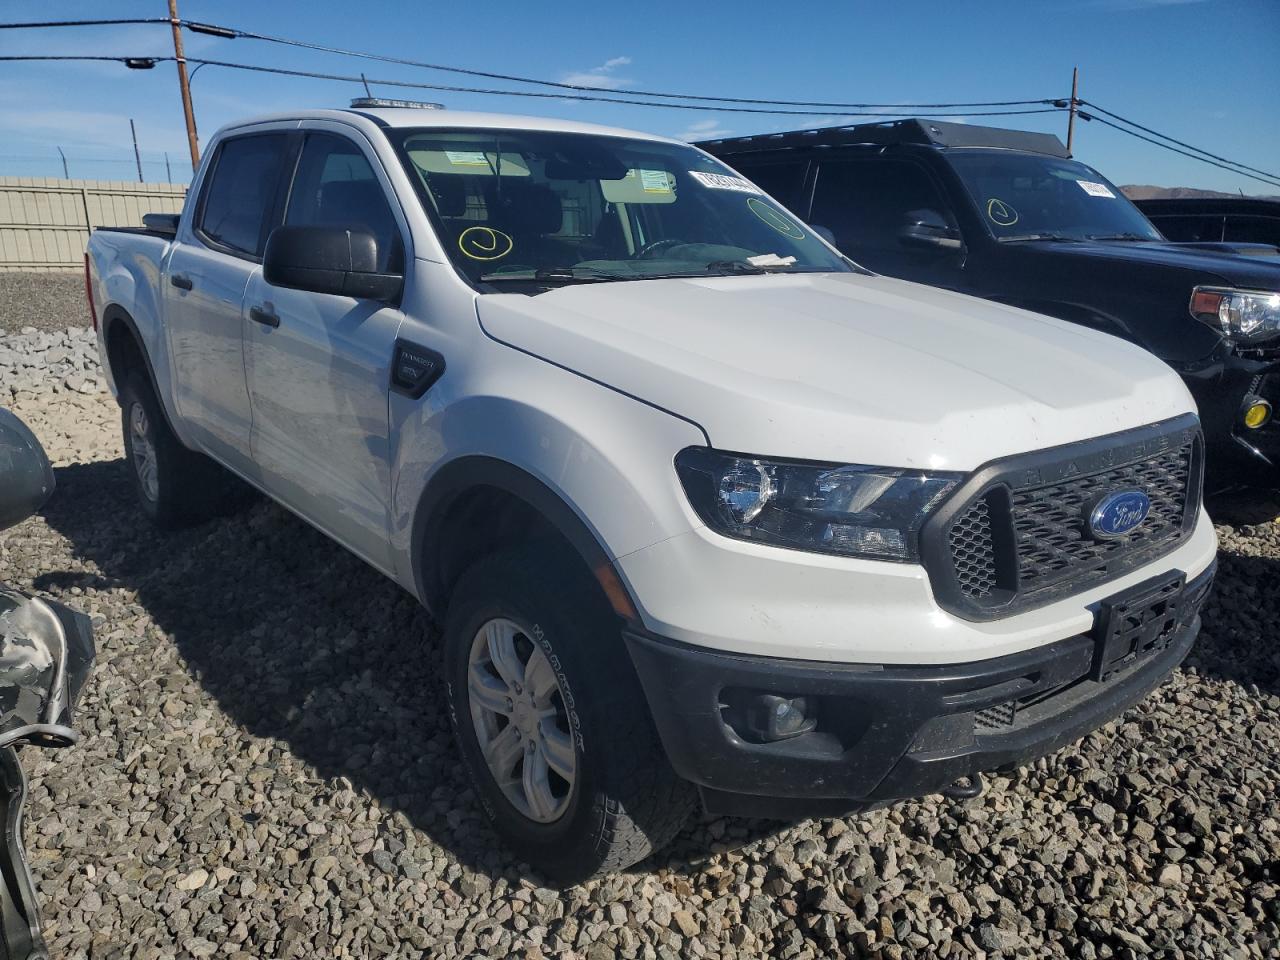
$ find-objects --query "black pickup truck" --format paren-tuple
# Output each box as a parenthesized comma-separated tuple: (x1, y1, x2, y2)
(699, 120, 1280, 487)
(1135, 196, 1280, 254)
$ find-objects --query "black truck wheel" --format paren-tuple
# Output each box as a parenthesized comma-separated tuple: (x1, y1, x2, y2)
(442, 548, 695, 882)
(119, 372, 247, 529)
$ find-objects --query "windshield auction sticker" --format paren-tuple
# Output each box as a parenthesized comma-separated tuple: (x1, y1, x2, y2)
(1076, 180, 1116, 199)
(458, 226, 513, 261)
(688, 171, 762, 194)
(445, 150, 490, 167)
(639, 169, 674, 194)
(986, 198, 1019, 226)
(747, 197, 806, 239)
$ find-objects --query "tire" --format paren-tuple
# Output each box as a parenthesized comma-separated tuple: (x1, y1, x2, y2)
(119, 372, 248, 529)
(443, 547, 695, 882)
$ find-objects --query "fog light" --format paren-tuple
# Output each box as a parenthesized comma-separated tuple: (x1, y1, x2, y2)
(1242, 397, 1272, 430)
(747, 694, 817, 742)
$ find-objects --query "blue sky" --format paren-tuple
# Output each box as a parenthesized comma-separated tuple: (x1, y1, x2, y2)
(1, 0, 1276, 193)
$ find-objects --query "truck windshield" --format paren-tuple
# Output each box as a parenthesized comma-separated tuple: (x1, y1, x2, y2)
(388, 127, 852, 287)
(949, 152, 1162, 243)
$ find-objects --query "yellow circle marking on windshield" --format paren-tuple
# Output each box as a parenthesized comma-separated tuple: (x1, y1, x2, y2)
(747, 197, 806, 240)
(986, 198, 1018, 227)
(459, 226, 514, 261)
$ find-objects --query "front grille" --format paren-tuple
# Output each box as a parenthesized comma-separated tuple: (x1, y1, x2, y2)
(921, 415, 1203, 621)
(950, 497, 997, 599)
(1012, 440, 1192, 596)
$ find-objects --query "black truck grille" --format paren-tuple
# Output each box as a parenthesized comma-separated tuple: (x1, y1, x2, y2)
(922, 416, 1203, 621)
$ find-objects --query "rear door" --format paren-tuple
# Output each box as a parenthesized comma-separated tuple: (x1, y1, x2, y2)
(242, 124, 407, 572)
(165, 131, 292, 468)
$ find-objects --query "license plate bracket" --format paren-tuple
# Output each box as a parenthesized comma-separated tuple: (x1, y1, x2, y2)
(1092, 569, 1186, 682)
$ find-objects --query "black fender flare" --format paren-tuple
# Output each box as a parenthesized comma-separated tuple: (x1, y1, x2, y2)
(411, 456, 635, 617)
(100, 306, 182, 435)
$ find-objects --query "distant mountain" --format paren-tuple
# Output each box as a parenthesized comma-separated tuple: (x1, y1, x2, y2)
(1121, 185, 1280, 201)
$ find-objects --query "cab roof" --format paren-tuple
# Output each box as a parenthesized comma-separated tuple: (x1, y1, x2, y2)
(699, 118, 1070, 159)
(216, 107, 683, 146)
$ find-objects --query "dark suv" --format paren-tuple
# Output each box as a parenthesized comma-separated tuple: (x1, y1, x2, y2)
(699, 119, 1280, 486)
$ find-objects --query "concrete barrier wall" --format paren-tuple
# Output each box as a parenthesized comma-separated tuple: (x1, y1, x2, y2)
(0, 177, 187, 273)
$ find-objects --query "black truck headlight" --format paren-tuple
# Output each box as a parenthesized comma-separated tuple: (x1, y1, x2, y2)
(675, 448, 962, 562)
(1190, 286, 1280, 341)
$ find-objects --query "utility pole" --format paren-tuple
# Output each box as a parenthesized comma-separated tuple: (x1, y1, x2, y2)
(57, 147, 68, 179)
(168, 0, 200, 171)
(130, 119, 144, 182)
(1066, 66, 1080, 157)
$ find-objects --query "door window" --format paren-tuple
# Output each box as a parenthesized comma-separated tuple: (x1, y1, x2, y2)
(729, 159, 810, 213)
(811, 159, 959, 276)
(286, 133, 403, 271)
(197, 134, 289, 258)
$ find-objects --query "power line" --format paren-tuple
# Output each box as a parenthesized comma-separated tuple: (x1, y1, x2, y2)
(1082, 114, 1280, 190)
(206, 23, 1059, 111)
(0, 16, 1061, 110)
(0, 18, 170, 29)
(180, 58, 1070, 118)
(3, 43, 1275, 189)
(0, 55, 167, 63)
(0, 53, 1064, 118)
(1082, 100, 1280, 185)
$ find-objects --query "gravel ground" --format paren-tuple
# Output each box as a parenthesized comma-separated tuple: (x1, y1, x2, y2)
(0, 272, 88, 336)
(1, 323, 1278, 959)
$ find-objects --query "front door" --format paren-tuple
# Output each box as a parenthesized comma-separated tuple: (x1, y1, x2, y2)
(165, 131, 292, 469)
(809, 157, 966, 290)
(243, 127, 407, 572)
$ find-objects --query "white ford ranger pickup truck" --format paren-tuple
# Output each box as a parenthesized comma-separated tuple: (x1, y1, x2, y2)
(86, 104, 1217, 881)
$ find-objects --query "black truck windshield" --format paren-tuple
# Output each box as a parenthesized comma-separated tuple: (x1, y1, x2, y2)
(389, 127, 851, 286)
(949, 152, 1162, 243)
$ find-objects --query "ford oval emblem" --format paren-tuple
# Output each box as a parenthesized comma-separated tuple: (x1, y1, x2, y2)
(1088, 490, 1151, 540)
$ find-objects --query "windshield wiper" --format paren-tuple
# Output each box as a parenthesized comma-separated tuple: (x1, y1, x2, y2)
(479, 266, 625, 284)
(999, 233, 1084, 243)
(1086, 232, 1155, 242)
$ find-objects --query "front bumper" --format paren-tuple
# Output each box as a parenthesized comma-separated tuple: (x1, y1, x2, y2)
(626, 563, 1214, 819)
(1178, 350, 1280, 481)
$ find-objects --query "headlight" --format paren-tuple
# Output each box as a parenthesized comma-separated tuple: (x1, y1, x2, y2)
(674, 448, 962, 562)
(1190, 286, 1280, 341)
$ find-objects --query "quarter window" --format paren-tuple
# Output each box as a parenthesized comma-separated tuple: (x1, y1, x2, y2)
(198, 134, 289, 258)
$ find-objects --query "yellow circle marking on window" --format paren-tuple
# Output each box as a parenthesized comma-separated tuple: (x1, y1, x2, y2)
(986, 198, 1018, 227)
(747, 197, 806, 240)
(459, 226, 514, 261)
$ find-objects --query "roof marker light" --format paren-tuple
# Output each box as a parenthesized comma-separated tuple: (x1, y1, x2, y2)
(349, 97, 445, 111)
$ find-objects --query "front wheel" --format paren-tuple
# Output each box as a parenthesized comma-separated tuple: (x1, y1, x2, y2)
(443, 549, 695, 882)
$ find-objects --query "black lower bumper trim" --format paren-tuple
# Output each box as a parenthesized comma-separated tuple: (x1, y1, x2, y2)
(625, 563, 1214, 819)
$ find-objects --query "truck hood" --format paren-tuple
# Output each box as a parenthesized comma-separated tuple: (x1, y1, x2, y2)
(477, 272, 1195, 470)
(1010, 238, 1280, 286)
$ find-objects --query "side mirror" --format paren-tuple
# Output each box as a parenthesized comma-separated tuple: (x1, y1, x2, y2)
(0, 410, 54, 531)
(263, 226, 403, 302)
(810, 224, 837, 246)
(899, 209, 963, 251)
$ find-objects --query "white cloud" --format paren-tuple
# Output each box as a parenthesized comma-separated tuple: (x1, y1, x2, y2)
(560, 56, 633, 90)
(674, 118, 732, 141)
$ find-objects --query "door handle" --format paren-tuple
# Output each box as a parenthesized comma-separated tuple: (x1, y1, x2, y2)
(169, 273, 193, 290)
(249, 304, 280, 328)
